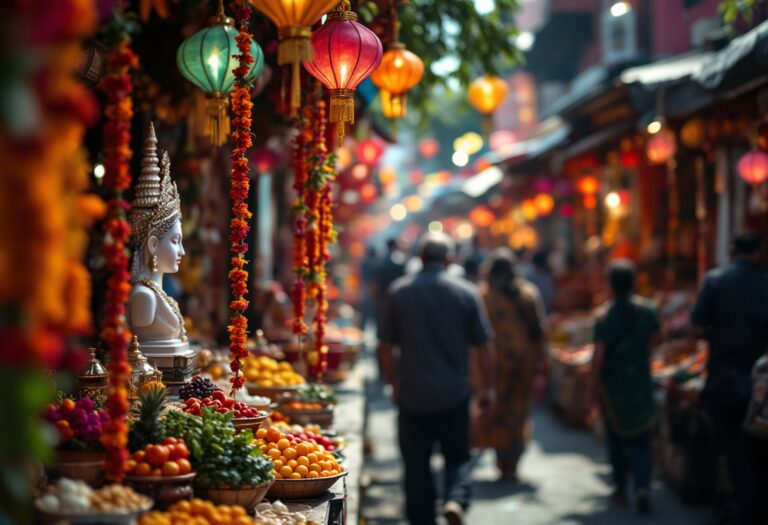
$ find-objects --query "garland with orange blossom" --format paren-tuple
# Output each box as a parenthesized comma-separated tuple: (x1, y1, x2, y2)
(227, 0, 255, 393)
(99, 32, 138, 482)
(292, 91, 337, 380)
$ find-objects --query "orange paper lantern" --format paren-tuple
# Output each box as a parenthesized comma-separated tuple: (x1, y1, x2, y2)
(248, 0, 339, 115)
(371, 43, 424, 119)
(468, 75, 509, 115)
(576, 176, 600, 195)
(533, 193, 555, 216)
(469, 206, 495, 228)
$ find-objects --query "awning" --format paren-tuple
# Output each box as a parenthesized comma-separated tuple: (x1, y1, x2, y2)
(620, 50, 714, 87)
(693, 19, 768, 90)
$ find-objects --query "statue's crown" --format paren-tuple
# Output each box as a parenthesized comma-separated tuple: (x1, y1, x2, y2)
(129, 122, 182, 247)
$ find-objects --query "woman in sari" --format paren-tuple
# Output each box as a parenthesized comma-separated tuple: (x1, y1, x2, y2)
(474, 248, 548, 480)
(592, 259, 660, 514)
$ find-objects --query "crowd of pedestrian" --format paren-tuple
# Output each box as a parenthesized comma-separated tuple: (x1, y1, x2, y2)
(361, 230, 768, 525)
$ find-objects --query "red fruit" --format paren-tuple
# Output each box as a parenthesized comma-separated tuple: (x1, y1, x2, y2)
(211, 390, 226, 402)
(162, 461, 181, 477)
(133, 450, 147, 462)
(224, 399, 234, 409)
(150, 468, 163, 477)
(162, 437, 178, 445)
(177, 458, 192, 475)
(146, 444, 170, 467)
(216, 407, 227, 413)
(169, 442, 189, 460)
(61, 399, 76, 413)
(184, 398, 197, 407)
(134, 462, 152, 476)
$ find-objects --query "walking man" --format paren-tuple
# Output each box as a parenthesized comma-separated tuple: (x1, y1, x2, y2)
(377, 233, 496, 525)
(691, 232, 768, 525)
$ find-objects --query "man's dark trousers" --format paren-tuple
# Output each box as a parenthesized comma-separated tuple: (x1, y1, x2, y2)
(398, 399, 471, 525)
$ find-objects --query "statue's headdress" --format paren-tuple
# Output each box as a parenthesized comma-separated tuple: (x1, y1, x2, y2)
(129, 122, 182, 250)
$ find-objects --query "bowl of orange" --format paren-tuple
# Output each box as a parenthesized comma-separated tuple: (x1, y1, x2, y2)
(255, 426, 347, 499)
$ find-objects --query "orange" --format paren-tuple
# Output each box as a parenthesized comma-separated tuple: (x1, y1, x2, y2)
(320, 470, 331, 477)
(265, 427, 283, 443)
(309, 463, 321, 473)
(307, 470, 319, 479)
(274, 472, 283, 479)
(267, 448, 281, 460)
(256, 428, 268, 439)
(134, 462, 152, 476)
(273, 459, 284, 470)
(320, 460, 331, 471)
(277, 438, 291, 451)
(295, 443, 310, 456)
(279, 465, 293, 477)
(162, 461, 181, 477)
(234, 517, 253, 525)
(126, 459, 137, 473)
(295, 465, 309, 477)
(287, 459, 298, 469)
(297, 456, 310, 467)
(174, 501, 191, 513)
(329, 469, 339, 476)
(289, 472, 302, 479)
(307, 453, 318, 464)
(283, 447, 297, 460)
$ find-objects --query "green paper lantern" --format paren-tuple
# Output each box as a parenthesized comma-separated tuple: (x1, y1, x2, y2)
(175, 6, 265, 146)
(177, 24, 264, 96)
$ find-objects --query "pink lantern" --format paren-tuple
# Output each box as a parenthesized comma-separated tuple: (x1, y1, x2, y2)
(355, 137, 385, 166)
(304, 6, 383, 140)
(646, 130, 677, 164)
(738, 150, 768, 185)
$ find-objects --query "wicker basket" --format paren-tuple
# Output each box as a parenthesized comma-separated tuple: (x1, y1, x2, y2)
(194, 480, 273, 510)
(124, 472, 195, 509)
(232, 412, 270, 434)
(245, 384, 301, 401)
(267, 470, 347, 500)
(49, 450, 105, 487)
(35, 496, 153, 525)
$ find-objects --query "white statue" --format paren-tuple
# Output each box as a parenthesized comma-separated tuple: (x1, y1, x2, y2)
(128, 123, 190, 358)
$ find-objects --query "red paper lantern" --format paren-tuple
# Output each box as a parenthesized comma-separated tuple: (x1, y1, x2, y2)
(355, 137, 385, 166)
(619, 149, 641, 169)
(249, 147, 280, 173)
(418, 138, 439, 159)
(305, 5, 382, 140)
(738, 150, 768, 185)
(360, 182, 377, 203)
(646, 130, 677, 164)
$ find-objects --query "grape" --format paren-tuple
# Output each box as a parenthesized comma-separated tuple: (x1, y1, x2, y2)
(179, 376, 220, 400)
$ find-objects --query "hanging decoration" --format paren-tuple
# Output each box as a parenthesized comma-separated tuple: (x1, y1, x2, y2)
(737, 149, 768, 186)
(370, 8, 424, 120)
(418, 138, 440, 158)
(227, 0, 256, 393)
(646, 129, 677, 164)
(177, 0, 264, 146)
(304, 0, 383, 142)
(99, 33, 139, 483)
(468, 75, 509, 135)
(248, 0, 339, 116)
(291, 103, 311, 341)
(533, 193, 555, 216)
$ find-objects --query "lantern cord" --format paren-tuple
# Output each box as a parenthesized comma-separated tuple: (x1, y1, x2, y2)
(482, 114, 493, 137)
(390, 1, 401, 43)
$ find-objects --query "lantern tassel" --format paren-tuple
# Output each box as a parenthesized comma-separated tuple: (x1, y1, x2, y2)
(482, 115, 493, 137)
(206, 94, 230, 147)
(278, 30, 313, 118)
(329, 89, 355, 143)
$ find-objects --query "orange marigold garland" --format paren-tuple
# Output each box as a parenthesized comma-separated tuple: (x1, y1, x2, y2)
(228, 0, 255, 393)
(291, 102, 311, 339)
(99, 29, 138, 482)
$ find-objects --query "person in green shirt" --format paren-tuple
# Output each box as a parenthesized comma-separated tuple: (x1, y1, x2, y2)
(592, 259, 661, 515)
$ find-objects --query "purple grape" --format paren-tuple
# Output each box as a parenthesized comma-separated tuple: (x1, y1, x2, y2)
(77, 397, 95, 411)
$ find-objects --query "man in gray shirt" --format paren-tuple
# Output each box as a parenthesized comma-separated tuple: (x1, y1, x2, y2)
(378, 233, 496, 525)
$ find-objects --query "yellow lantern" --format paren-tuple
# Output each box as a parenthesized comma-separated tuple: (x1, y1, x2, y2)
(468, 75, 508, 135)
(371, 43, 424, 119)
(680, 117, 706, 149)
(248, 0, 339, 115)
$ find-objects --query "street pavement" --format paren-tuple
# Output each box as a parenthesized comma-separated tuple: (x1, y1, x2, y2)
(361, 380, 710, 525)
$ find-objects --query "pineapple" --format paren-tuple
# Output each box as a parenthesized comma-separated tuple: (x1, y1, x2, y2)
(128, 387, 166, 452)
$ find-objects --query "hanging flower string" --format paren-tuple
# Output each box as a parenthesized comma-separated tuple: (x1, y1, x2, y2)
(227, 0, 255, 393)
(99, 36, 138, 483)
(291, 89, 337, 381)
(291, 102, 311, 340)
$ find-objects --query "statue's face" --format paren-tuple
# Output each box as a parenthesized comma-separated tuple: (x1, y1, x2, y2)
(154, 218, 185, 274)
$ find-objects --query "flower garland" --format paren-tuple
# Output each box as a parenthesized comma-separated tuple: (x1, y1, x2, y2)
(99, 35, 138, 482)
(291, 91, 337, 381)
(227, 0, 255, 393)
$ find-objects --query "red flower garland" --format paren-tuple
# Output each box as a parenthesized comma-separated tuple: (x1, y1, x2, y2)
(291, 90, 337, 381)
(228, 0, 255, 393)
(99, 39, 138, 482)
